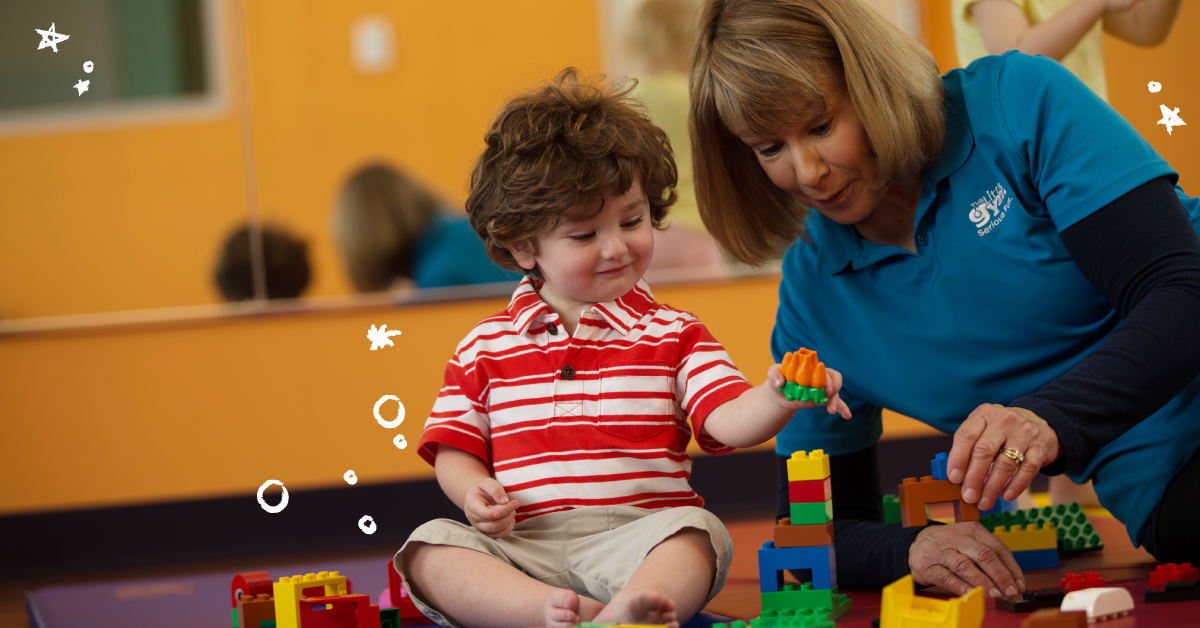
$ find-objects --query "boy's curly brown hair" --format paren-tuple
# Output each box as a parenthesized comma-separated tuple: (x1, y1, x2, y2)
(466, 68, 678, 277)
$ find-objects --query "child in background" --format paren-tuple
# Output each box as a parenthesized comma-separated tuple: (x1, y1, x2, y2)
(393, 69, 852, 628)
(213, 224, 311, 301)
(952, 0, 1181, 100)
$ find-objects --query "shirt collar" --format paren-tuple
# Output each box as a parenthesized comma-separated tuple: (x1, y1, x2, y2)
(505, 276, 656, 336)
(811, 94, 974, 275)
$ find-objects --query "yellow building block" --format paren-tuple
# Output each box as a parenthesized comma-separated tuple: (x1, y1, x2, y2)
(786, 450, 831, 482)
(272, 571, 348, 628)
(880, 575, 983, 628)
(993, 523, 1058, 552)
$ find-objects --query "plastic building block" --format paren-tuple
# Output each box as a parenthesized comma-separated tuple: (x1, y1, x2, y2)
(996, 589, 1066, 614)
(979, 503, 1103, 556)
(788, 477, 832, 503)
(1010, 548, 1059, 571)
(758, 541, 836, 592)
(1020, 609, 1087, 628)
(1059, 587, 1133, 622)
(716, 618, 833, 628)
(883, 495, 900, 524)
(774, 520, 834, 548)
(1060, 572, 1105, 593)
(760, 582, 850, 617)
(1145, 578, 1200, 603)
(786, 450, 830, 482)
(1149, 562, 1199, 590)
(878, 574, 983, 628)
(931, 453, 949, 481)
(298, 594, 380, 628)
(758, 590, 850, 624)
(789, 500, 833, 525)
(379, 608, 400, 628)
(994, 523, 1058, 552)
(897, 476, 980, 528)
(272, 571, 349, 628)
(778, 349, 829, 404)
(387, 559, 429, 622)
(232, 571, 274, 608)
(980, 495, 1019, 515)
(238, 593, 276, 628)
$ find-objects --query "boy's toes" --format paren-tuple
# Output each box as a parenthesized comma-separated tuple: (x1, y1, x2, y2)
(542, 589, 580, 628)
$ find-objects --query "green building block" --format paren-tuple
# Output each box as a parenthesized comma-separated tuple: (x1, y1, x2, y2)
(761, 583, 847, 613)
(979, 502, 1104, 556)
(780, 382, 829, 404)
(380, 608, 400, 628)
(752, 582, 850, 626)
(713, 623, 751, 628)
(232, 608, 238, 628)
(883, 494, 900, 524)
(789, 500, 833, 524)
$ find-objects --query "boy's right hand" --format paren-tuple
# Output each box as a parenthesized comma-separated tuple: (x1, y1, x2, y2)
(464, 478, 520, 539)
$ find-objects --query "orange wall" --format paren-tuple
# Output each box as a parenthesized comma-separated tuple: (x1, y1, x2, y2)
(0, 0, 601, 319)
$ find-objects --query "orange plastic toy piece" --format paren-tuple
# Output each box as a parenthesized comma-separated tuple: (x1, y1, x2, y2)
(898, 476, 981, 528)
(779, 348, 829, 403)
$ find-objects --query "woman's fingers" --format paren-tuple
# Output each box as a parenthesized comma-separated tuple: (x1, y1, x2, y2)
(947, 412, 986, 484)
(910, 523, 1025, 598)
(916, 564, 974, 597)
(971, 523, 1025, 592)
(960, 408, 1010, 505)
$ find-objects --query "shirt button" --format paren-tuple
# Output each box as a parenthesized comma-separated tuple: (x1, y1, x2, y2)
(561, 365, 576, 380)
(916, 234, 929, 245)
(547, 323, 558, 335)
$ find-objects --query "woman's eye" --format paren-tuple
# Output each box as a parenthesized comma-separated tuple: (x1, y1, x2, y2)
(812, 121, 832, 136)
(622, 216, 645, 228)
(569, 233, 594, 242)
(758, 143, 782, 157)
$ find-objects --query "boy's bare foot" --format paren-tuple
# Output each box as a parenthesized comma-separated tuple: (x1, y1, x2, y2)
(594, 589, 679, 628)
(543, 589, 581, 628)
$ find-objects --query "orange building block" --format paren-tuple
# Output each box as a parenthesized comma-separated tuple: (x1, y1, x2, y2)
(898, 476, 980, 528)
(237, 593, 276, 628)
(774, 519, 834, 548)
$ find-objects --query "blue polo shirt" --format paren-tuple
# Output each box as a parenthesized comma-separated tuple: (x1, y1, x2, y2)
(771, 52, 1200, 544)
(411, 211, 522, 289)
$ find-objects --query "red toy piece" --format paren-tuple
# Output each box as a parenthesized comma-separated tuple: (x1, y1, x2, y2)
(299, 594, 380, 628)
(1060, 572, 1105, 593)
(1150, 563, 1200, 591)
(788, 477, 833, 503)
(231, 571, 273, 608)
(387, 559, 432, 623)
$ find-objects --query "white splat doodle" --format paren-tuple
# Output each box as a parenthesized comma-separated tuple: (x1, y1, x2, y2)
(256, 479, 289, 513)
(393, 434, 408, 449)
(358, 515, 377, 534)
(344, 469, 358, 485)
(1148, 81, 1162, 94)
(83, 60, 94, 73)
(373, 394, 405, 428)
(73, 80, 89, 96)
(366, 324, 402, 350)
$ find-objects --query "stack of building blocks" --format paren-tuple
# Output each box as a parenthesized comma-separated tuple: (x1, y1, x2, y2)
(778, 349, 828, 404)
(1060, 572, 1104, 593)
(232, 571, 274, 628)
(995, 589, 1067, 614)
(272, 571, 349, 628)
(994, 523, 1059, 571)
(237, 593, 277, 628)
(979, 503, 1103, 556)
(1059, 587, 1133, 621)
(1020, 609, 1087, 628)
(298, 594, 380, 628)
(1145, 563, 1200, 603)
(756, 449, 849, 622)
(387, 559, 434, 624)
(878, 574, 983, 628)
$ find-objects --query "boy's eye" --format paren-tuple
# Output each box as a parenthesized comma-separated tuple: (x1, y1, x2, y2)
(622, 216, 645, 228)
(569, 232, 594, 242)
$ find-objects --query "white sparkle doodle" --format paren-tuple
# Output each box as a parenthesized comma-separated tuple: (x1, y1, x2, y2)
(83, 61, 94, 73)
(366, 324, 402, 350)
(344, 469, 358, 485)
(374, 394, 405, 428)
(1148, 81, 1161, 94)
(394, 433, 408, 449)
(1158, 104, 1187, 136)
(256, 479, 289, 513)
(36, 23, 70, 52)
(359, 515, 377, 534)
(73, 80, 89, 96)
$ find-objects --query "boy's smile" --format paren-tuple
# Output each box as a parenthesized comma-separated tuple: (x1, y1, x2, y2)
(506, 179, 654, 332)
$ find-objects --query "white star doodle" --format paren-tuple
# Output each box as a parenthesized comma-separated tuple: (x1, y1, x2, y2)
(366, 324, 402, 350)
(35, 23, 70, 53)
(1158, 104, 1186, 136)
(73, 79, 90, 96)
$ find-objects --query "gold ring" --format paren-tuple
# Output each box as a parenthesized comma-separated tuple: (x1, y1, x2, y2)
(1000, 447, 1024, 466)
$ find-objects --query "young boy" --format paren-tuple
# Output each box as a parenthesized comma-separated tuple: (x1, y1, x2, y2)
(394, 68, 851, 628)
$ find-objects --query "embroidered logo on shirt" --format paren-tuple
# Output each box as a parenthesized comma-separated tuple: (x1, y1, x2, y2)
(969, 183, 1011, 236)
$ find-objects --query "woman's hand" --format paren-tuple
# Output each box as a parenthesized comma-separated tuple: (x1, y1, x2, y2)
(463, 478, 520, 539)
(909, 522, 1026, 597)
(766, 363, 852, 419)
(946, 404, 1064, 511)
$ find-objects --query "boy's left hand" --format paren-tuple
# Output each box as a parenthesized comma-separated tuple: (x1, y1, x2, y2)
(767, 364, 852, 419)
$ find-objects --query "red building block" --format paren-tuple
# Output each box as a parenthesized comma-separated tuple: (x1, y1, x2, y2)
(387, 559, 431, 623)
(1060, 572, 1105, 593)
(299, 594, 380, 628)
(788, 477, 832, 503)
(231, 571, 273, 608)
(1150, 563, 1200, 591)
(897, 476, 981, 528)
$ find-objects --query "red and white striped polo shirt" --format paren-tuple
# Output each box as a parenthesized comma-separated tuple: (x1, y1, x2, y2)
(418, 276, 754, 520)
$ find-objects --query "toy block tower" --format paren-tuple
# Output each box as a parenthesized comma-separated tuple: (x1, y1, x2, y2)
(273, 571, 349, 628)
(994, 523, 1059, 571)
(757, 448, 850, 622)
(778, 349, 828, 404)
(897, 453, 980, 527)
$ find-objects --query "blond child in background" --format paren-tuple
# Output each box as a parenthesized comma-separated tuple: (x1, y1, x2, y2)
(953, 0, 1181, 100)
(392, 69, 851, 628)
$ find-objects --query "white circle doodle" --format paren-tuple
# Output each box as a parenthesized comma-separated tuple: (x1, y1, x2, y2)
(83, 60, 94, 73)
(394, 433, 408, 449)
(344, 469, 358, 485)
(359, 515, 377, 534)
(256, 479, 289, 513)
(1149, 81, 1162, 94)
(373, 394, 405, 428)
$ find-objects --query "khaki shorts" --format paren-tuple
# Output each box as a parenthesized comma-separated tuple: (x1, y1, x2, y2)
(393, 505, 733, 628)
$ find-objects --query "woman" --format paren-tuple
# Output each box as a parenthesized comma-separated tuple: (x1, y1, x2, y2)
(689, 0, 1200, 594)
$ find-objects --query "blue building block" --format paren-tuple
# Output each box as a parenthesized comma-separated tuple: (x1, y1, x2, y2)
(981, 495, 1019, 516)
(1011, 548, 1059, 571)
(931, 452, 949, 482)
(758, 541, 837, 592)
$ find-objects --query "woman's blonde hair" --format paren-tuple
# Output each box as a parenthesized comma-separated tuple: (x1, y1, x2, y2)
(689, 0, 945, 265)
(333, 164, 441, 292)
(624, 0, 702, 74)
